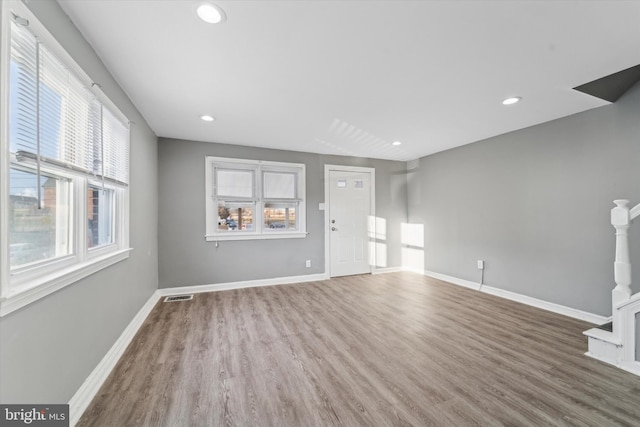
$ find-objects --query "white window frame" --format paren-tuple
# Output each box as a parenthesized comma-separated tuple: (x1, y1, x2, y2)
(205, 157, 306, 241)
(0, 0, 131, 317)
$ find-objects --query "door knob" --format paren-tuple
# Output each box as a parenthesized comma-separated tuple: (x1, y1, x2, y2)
(331, 227, 337, 231)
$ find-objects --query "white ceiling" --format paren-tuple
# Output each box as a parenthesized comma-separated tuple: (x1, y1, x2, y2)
(58, 0, 640, 162)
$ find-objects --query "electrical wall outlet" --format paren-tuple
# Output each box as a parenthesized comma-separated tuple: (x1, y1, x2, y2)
(477, 260, 484, 270)
(306, 260, 311, 268)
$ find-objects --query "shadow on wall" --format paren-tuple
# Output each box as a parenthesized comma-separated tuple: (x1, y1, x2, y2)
(369, 216, 388, 268)
(366, 218, 425, 271)
(402, 222, 424, 273)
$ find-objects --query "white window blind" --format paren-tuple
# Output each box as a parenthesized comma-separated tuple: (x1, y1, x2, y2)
(89, 98, 102, 174)
(10, 20, 38, 155)
(216, 169, 254, 199)
(102, 107, 129, 184)
(9, 20, 129, 185)
(263, 171, 297, 200)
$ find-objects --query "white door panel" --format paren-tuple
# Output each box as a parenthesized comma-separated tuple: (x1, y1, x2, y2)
(329, 171, 371, 277)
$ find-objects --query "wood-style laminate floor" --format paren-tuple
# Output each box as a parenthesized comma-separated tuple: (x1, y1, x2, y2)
(78, 272, 640, 426)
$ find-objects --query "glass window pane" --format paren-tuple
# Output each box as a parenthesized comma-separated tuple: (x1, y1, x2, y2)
(9, 168, 71, 268)
(263, 171, 296, 199)
(217, 203, 254, 232)
(264, 203, 297, 231)
(88, 186, 114, 248)
(216, 169, 254, 198)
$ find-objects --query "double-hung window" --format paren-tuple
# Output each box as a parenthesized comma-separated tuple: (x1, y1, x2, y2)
(205, 157, 306, 240)
(0, 1, 130, 315)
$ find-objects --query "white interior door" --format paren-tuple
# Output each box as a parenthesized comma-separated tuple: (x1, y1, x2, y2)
(329, 170, 372, 277)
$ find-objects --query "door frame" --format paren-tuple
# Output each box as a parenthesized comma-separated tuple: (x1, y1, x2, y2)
(324, 164, 376, 278)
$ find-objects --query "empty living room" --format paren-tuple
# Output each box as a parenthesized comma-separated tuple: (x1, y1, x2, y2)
(0, 1, 639, 426)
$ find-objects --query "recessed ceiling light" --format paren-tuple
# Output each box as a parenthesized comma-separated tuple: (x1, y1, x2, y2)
(200, 115, 215, 122)
(392, 141, 402, 146)
(502, 96, 522, 105)
(196, 2, 226, 24)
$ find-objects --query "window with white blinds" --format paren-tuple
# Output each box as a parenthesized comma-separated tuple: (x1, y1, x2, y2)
(205, 157, 306, 240)
(0, 0, 131, 314)
(9, 20, 129, 184)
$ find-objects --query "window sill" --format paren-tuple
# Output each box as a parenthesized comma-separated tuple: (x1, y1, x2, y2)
(0, 248, 132, 317)
(205, 232, 307, 242)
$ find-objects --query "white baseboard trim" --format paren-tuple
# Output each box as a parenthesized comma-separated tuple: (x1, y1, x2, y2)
(158, 273, 327, 297)
(584, 350, 618, 366)
(584, 353, 640, 377)
(619, 360, 640, 376)
(423, 270, 481, 291)
(481, 284, 608, 325)
(421, 270, 608, 325)
(373, 266, 404, 275)
(68, 291, 161, 426)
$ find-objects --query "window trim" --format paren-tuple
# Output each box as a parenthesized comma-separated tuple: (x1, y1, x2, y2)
(87, 182, 117, 251)
(7, 163, 77, 280)
(205, 157, 307, 241)
(0, 248, 132, 317)
(0, 0, 131, 317)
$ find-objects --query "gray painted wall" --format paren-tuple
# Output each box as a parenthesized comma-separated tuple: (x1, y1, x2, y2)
(158, 138, 407, 288)
(408, 83, 640, 316)
(0, 1, 158, 403)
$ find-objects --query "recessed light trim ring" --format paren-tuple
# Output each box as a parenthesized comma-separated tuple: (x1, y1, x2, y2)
(502, 96, 522, 105)
(196, 2, 226, 24)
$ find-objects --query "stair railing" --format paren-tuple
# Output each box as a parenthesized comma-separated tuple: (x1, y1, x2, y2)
(611, 199, 639, 366)
(611, 200, 635, 306)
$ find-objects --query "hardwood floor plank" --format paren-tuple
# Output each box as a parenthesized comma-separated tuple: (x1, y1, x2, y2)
(77, 272, 640, 426)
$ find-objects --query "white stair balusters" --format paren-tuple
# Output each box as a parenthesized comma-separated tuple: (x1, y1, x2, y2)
(611, 200, 632, 307)
(584, 199, 640, 376)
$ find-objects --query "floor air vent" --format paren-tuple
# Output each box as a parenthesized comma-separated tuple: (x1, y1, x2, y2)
(164, 295, 194, 302)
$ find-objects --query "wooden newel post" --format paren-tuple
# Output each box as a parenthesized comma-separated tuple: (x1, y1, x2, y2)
(611, 200, 632, 306)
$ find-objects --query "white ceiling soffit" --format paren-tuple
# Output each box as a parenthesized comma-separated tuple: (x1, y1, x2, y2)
(58, 0, 640, 162)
